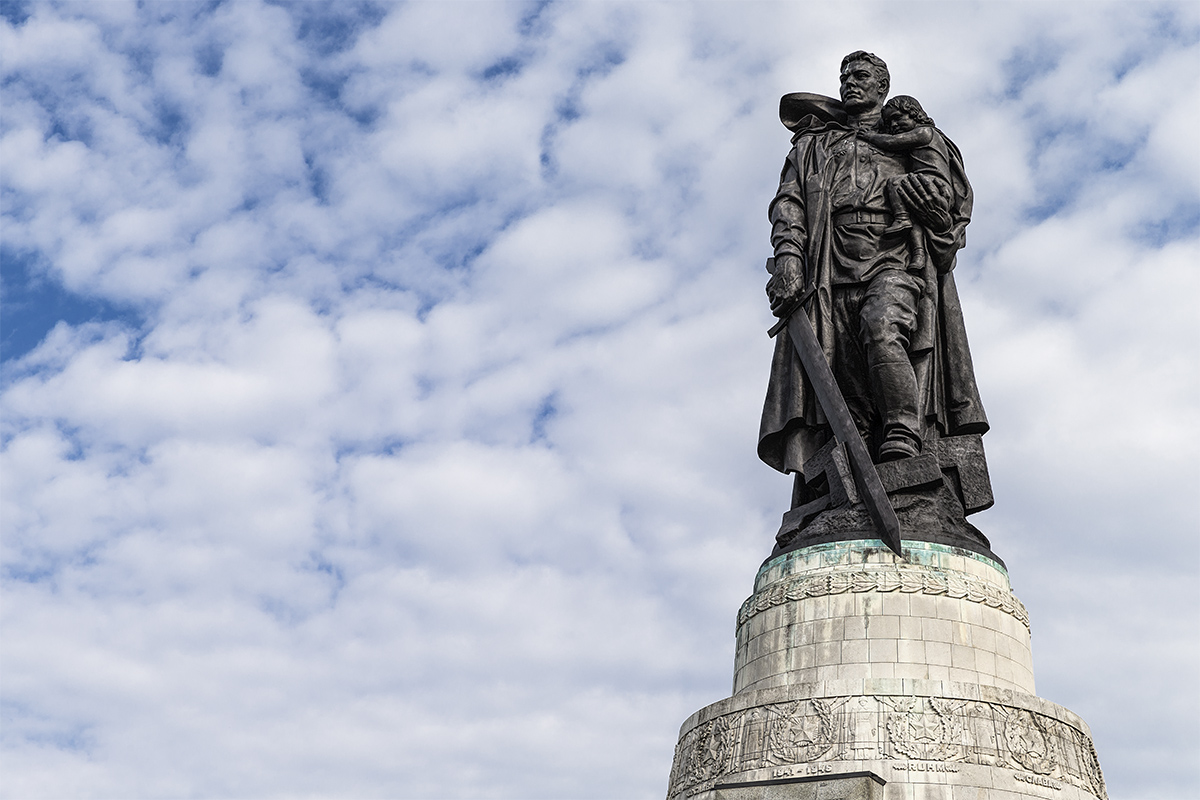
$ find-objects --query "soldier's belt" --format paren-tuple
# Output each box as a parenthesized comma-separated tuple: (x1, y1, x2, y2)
(832, 211, 891, 226)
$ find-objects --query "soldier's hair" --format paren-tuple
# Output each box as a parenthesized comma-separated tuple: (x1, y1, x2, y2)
(883, 95, 934, 126)
(840, 50, 890, 94)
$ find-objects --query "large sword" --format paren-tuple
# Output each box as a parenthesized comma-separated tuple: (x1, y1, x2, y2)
(766, 258, 903, 556)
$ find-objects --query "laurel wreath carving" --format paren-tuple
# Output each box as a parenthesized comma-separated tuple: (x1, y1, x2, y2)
(737, 565, 1030, 631)
(1002, 707, 1058, 775)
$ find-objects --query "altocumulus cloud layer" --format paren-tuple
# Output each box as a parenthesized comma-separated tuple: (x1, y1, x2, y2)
(1, 1, 1197, 798)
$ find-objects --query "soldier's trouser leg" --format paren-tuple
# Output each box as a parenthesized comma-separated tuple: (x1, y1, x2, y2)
(860, 270, 923, 459)
(831, 292, 875, 441)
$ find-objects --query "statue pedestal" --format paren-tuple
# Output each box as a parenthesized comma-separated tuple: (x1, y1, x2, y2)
(667, 541, 1107, 800)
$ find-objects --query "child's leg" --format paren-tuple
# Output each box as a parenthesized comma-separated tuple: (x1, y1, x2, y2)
(883, 177, 912, 233)
(909, 220, 928, 270)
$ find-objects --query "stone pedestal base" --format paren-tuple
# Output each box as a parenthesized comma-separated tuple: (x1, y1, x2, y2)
(668, 541, 1106, 800)
(713, 772, 884, 799)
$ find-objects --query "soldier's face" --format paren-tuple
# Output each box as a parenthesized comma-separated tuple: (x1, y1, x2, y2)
(840, 61, 886, 112)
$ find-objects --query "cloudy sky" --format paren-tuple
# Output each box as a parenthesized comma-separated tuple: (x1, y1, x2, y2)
(1, 1, 1197, 798)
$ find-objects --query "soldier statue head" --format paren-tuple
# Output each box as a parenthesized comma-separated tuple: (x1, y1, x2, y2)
(839, 50, 890, 114)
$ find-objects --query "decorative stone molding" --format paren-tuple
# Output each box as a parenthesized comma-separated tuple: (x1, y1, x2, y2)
(737, 564, 1030, 632)
(667, 693, 1105, 800)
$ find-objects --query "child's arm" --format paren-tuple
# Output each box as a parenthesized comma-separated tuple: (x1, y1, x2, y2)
(859, 126, 935, 151)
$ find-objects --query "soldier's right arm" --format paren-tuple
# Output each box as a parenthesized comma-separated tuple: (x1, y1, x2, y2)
(766, 153, 808, 316)
(768, 155, 807, 263)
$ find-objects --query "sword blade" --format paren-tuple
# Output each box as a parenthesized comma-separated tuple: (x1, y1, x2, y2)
(782, 311, 904, 556)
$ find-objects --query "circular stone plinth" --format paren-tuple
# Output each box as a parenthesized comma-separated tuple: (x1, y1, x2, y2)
(733, 541, 1035, 696)
(667, 680, 1107, 800)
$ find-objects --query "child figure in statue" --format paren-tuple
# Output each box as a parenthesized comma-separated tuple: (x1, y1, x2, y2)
(858, 95, 952, 271)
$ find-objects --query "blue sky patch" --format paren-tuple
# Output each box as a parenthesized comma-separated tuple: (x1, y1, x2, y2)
(1000, 40, 1060, 101)
(0, 0, 30, 27)
(275, 0, 387, 57)
(1130, 201, 1200, 246)
(0, 249, 141, 366)
(531, 392, 558, 443)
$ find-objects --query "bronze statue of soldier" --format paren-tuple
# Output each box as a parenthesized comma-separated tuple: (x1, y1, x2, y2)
(761, 51, 993, 558)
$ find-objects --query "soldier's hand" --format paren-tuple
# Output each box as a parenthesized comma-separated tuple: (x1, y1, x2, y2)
(766, 254, 804, 317)
(895, 174, 953, 233)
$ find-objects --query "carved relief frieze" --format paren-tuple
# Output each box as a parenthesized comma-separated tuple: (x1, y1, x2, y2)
(667, 694, 1106, 800)
(738, 565, 1030, 631)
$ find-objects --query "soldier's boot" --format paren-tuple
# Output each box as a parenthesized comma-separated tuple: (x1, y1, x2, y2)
(870, 361, 922, 462)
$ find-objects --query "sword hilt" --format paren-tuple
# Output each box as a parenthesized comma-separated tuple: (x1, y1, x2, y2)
(768, 286, 817, 338)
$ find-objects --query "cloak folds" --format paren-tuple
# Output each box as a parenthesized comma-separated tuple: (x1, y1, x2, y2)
(758, 95, 988, 476)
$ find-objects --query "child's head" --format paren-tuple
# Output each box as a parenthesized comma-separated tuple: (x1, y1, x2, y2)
(882, 95, 933, 133)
